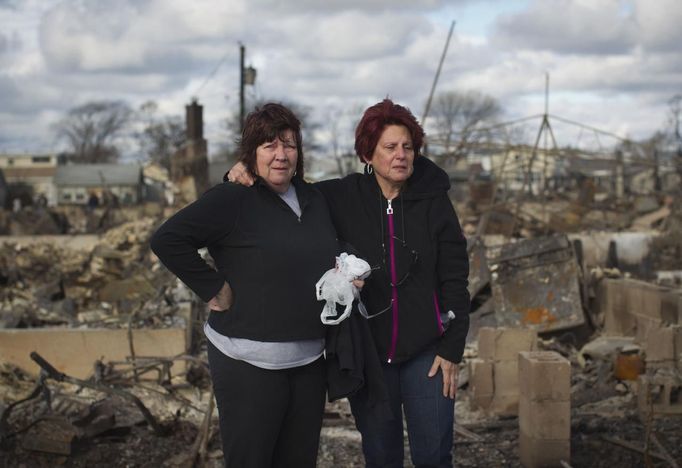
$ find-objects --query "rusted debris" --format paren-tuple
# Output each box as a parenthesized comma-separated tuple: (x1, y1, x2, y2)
(613, 351, 645, 381)
(486, 234, 585, 332)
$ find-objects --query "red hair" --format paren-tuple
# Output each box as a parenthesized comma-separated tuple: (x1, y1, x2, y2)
(354, 99, 425, 163)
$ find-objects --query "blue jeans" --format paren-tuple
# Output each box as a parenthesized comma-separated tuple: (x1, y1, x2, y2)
(350, 346, 455, 468)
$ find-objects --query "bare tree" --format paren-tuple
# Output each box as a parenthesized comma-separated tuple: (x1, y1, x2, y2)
(325, 103, 364, 177)
(668, 94, 681, 144)
(429, 91, 502, 157)
(55, 100, 132, 163)
(137, 101, 186, 170)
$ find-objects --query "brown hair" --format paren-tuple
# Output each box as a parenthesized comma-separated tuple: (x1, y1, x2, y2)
(238, 103, 305, 179)
(354, 98, 425, 163)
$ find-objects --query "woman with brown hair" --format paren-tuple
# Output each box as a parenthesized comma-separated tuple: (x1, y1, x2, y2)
(152, 103, 340, 467)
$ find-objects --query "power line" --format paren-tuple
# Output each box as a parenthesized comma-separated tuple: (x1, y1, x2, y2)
(193, 51, 232, 98)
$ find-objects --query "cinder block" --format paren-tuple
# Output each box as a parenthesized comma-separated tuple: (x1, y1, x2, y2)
(661, 292, 681, 324)
(477, 327, 497, 360)
(598, 279, 635, 336)
(518, 351, 571, 402)
(625, 280, 660, 320)
(493, 359, 520, 396)
(635, 314, 663, 346)
(489, 393, 519, 416)
(478, 327, 538, 361)
(488, 360, 523, 416)
(519, 397, 571, 440)
(519, 431, 570, 468)
(626, 279, 679, 322)
(637, 374, 682, 418)
(645, 325, 681, 366)
(469, 358, 493, 409)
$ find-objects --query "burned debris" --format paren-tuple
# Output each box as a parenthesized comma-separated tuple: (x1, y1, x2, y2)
(2, 99, 682, 467)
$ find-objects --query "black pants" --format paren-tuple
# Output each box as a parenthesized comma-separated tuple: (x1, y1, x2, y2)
(207, 341, 326, 468)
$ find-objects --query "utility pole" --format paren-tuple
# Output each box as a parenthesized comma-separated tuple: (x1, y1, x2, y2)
(238, 43, 257, 134)
(239, 43, 245, 133)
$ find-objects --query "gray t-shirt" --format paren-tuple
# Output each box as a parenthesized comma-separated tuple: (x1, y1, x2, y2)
(204, 184, 325, 370)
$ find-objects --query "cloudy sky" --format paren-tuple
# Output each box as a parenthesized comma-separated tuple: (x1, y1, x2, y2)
(1, 0, 681, 158)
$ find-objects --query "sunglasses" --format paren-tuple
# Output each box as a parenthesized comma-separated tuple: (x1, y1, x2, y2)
(359, 236, 418, 320)
(376, 235, 419, 287)
(358, 298, 394, 320)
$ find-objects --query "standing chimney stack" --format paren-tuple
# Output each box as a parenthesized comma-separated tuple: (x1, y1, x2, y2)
(186, 98, 203, 141)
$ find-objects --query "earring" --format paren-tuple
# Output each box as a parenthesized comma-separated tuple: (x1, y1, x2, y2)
(364, 163, 374, 175)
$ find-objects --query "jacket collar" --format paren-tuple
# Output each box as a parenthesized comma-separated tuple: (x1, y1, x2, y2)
(358, 156, 451, 201)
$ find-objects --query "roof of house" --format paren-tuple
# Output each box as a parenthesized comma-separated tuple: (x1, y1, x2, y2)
(54, 164, 142, 187)
(2, 167, 58, 179)
(567, 156, 655, 177)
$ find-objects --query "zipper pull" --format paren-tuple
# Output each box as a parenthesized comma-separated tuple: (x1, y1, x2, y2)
(386, 199, 393, 215)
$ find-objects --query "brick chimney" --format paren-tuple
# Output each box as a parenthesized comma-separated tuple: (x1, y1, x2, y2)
(186, 98, 203, 141)
(170, 98, 209, 204)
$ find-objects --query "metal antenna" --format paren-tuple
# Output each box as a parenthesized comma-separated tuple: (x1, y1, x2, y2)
(421, 20, 456, 128)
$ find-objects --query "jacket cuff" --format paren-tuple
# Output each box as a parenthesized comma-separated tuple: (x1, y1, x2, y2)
(436, 312, 469, 363)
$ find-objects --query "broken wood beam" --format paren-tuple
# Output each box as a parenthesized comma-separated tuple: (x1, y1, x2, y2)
(601, 435, 669, 463)
(29, 351, 167, 436)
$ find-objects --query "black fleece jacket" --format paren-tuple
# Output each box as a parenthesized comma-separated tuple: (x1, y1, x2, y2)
(150, 177, 338, 342)
(316, 157, 470, 363)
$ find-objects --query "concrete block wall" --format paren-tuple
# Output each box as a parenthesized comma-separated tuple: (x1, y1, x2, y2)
(597, 279, 681, 336)
(469, 358, 493, 409)
(645, 325, 682, 370)
(469, 327, 537, 416)
(518, 351, 571, 468)
(0, 302, 194, 380)
(598, 278, 635, 335)
(637, 373, 682, 418)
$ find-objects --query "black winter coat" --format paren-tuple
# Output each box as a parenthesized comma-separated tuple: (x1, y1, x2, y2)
(317, 157, 470, 363)
(150, 177, 338, 342)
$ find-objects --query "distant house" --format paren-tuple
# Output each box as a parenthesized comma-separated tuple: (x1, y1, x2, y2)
(54, 164, 144, 205)
(565, 156, 618, 194)
(0, 153, 59, 206)
(434, 144, 567, 196)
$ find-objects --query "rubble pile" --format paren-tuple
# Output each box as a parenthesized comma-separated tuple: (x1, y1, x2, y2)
(0, 203, 164, 237)
(0, 360, 222, 467)
(0, 219, 184, 330)
(1, 175, 681, 465)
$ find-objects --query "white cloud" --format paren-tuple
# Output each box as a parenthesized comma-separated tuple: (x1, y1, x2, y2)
(493, 0, 638, 54)
(38, 0, 242, 73)
(0, 0, 679, 153)
(635, 0, 682, 52)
